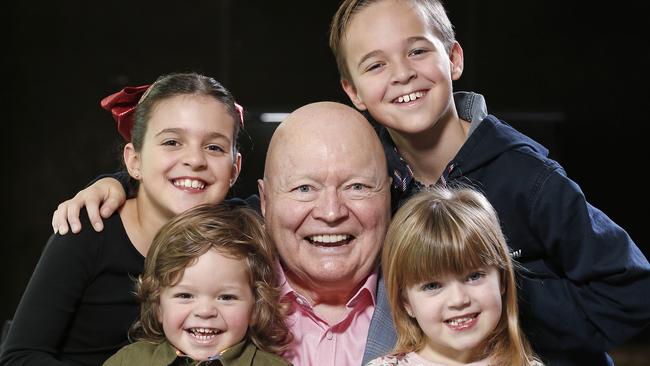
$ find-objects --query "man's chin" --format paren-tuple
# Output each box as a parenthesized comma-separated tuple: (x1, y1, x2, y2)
(310, 265, 372, 286)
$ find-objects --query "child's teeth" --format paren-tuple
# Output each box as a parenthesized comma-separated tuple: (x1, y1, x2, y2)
(396, 91, 424, 103)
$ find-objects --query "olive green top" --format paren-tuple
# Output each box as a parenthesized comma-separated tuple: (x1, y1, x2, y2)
(103, 338, 291, 366)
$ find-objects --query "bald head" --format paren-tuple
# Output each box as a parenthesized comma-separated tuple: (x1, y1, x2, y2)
(258, 101, 391, 300)
(264, 101, 386, 180)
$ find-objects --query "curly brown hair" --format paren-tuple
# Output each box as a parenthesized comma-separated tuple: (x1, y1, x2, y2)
(130, 203, 291, 355)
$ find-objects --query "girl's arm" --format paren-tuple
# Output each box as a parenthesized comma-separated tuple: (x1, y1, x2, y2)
(0, 232, 97, 365)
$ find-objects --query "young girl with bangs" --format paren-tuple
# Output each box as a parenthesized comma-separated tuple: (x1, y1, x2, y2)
(370, 186, 542, 366)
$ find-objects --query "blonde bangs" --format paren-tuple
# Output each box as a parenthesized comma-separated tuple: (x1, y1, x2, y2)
(387, 193, 506, 291)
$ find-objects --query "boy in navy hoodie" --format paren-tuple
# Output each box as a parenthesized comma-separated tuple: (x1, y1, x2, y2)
(329, 0, 650, 364)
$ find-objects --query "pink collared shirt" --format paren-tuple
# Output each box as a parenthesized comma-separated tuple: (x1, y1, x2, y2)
(278, 267, 377, 366)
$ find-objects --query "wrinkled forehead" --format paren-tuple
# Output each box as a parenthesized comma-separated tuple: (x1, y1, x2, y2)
(264, 102, 387, 183)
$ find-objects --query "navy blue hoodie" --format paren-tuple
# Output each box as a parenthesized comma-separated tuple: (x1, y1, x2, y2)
(382, 100, 650, 365)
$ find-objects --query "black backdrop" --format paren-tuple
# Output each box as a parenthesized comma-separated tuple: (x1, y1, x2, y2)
(4, 0, 649, 357)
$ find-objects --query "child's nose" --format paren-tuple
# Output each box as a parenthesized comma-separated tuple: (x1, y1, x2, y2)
(183, 145, 208, 170)
(194, 301, 219, 318)
(390, 60, 417, 84)
(447, 283, 471, 308)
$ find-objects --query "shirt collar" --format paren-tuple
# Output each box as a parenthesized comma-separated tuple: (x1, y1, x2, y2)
(381, 91, 488, 192)
(155, 339, 251, 365)
(278, 263, 378, 308)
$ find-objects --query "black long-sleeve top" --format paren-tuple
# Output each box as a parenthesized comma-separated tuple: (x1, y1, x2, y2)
(0, 210, 144, 366)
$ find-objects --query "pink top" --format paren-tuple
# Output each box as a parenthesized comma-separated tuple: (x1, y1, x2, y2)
(366, 352, 490, 366)
(279, 267, 377, 366)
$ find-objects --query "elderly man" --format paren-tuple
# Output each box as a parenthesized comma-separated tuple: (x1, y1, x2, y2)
(258, 102, 394, 365)
(48, 101, 399, 365)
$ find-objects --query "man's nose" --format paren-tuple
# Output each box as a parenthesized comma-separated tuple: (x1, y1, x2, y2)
(312, 187, 349, 222)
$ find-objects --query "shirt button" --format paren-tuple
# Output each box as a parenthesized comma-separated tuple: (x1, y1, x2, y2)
(326, 331, 333, 340)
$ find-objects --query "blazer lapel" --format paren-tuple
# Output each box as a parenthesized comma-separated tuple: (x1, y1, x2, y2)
(361, 271, 397, 365)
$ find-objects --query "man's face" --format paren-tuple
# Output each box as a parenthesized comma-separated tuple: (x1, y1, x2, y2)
(259, 106, 391, 297)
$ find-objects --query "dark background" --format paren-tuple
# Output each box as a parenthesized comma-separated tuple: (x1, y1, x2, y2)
(4, 0, 649, 360)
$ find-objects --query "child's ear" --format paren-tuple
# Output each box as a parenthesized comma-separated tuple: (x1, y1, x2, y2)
(341, 78, 367, 111)
(402, 293, 414, 318)
(449, 41, 464, 81)
(230, 152, 242, 187)
(156, 303, 163, 323)
(124, 143, 141, 180)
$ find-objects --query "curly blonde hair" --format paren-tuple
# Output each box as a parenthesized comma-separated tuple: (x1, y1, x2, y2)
(130, 203, 291, 355)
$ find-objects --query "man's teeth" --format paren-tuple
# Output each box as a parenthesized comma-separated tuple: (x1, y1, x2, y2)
(396, 91, 424, 103)
(173, 179, 205, 189)
(309, 234, 350, 243)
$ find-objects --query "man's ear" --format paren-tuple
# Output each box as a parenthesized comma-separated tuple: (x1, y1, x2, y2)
(123, 143, 141, 180)
(341, 78, 367, 111)
(449, 41, 464, 81)
(257, 179, 266, 218)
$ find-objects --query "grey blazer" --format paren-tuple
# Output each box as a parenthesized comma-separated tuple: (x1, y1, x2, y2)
(361, 274, 397, 365)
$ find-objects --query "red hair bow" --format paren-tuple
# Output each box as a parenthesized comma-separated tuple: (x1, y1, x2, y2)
(234, 103, 244, 127)
(100, 84, 151, 141)
(101, 85, 245, 142)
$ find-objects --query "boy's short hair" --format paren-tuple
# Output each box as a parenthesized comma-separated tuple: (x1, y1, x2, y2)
(131, 203, 291, 354)
(329, 0, 456, 82)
